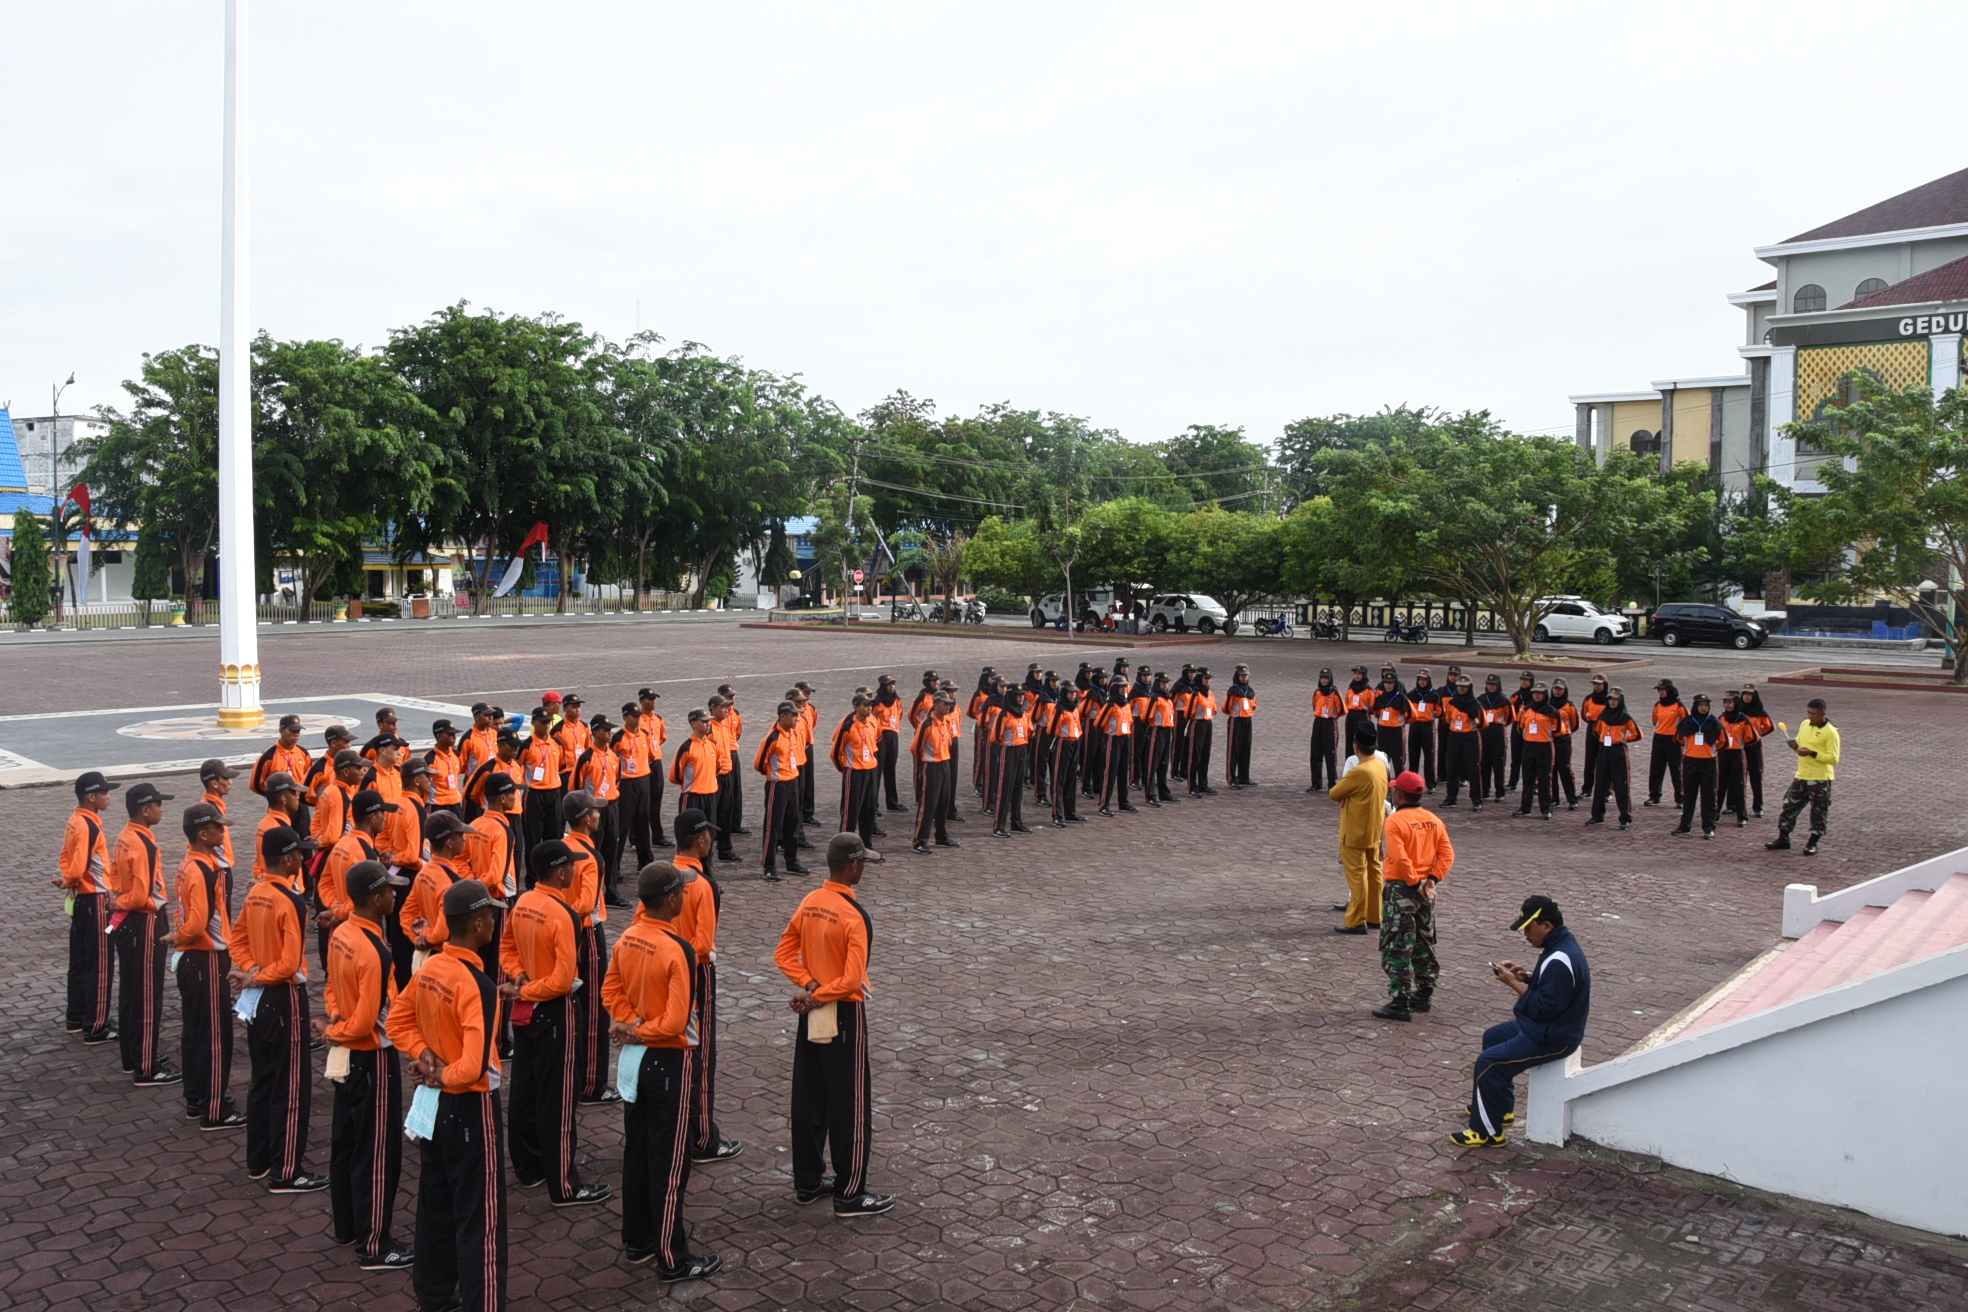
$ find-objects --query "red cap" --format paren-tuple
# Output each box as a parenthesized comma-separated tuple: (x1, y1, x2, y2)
(1392, 770, 1426, 794)
(541, 690, 563, 703)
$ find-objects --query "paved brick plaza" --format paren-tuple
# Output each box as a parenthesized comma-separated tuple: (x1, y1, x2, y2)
(4, 619, 1966, 1312)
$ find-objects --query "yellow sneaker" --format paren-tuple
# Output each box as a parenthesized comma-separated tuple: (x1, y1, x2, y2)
(1449, 1128, 1508, 1148)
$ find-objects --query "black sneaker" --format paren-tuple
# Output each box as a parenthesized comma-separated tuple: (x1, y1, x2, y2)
(833, 1192, 897, 1218)
(1332, 925, 1368, 935)
(1584, 817, 1603, 825)
(1702, 830, 1715, 840)
(659, 1253, 724, 1283)
(934, 839, 962, 849)
(1671, 827, 1690, 837)
(763, 869, 783, 883)
(358, 1245, 415, 1271)
(692, 1139, 743, 1164)
(269, 1173, 330, 1193)
(1066, 815, 1087, 823)
(200, 1110, 247, 1131)
(604, 895, 631, 908)
(553, 1183, 613, 1207)
(135, 1067, 184, 1087)
(1766, 835, 1791, 850)
(514, 1176, 547, 1191)
(732, 827, 753, 836)
(1643, 798, 1658, 807)
(795, 1174, 838, 1204)
(787, 862, 813, 876)
(1371, 1000, 1412, 1022)
(1118, 804, 1138, 813)
(625, 1246, 656, 1266)
(910, 844, 932, 855)
(579, 1089, 623, 1106)
(1618, 819, 1631, 829)
(81, 1029, 119, 1046)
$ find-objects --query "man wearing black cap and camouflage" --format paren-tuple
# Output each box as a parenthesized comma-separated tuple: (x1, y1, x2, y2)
(58, 770, 118, 1045)
(234, 823, 328, 1191)
(1452, 895, 1591, 1148)
(109, 780, 180, 1087)
(321, 859, 414, 1269)
(774, 833, 896, 1217)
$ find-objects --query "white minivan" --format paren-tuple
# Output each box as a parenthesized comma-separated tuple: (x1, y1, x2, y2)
(1532, 596, 1631, 645)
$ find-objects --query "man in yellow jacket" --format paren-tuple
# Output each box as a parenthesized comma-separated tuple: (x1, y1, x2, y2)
(1766, 697, 1840, 856)
(1330, 726, 1389, 934)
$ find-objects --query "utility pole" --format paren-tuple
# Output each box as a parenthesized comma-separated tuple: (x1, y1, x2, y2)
(215, 0, 263, 727)
(842, 433, 864, 626)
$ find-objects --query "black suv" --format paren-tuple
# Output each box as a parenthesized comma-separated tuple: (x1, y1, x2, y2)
(1649, 603, 1769, 650)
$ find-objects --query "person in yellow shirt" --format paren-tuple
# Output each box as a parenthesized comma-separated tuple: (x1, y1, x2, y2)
(1767, 698, 1841, 856)
(1330, 727, 1389, 935)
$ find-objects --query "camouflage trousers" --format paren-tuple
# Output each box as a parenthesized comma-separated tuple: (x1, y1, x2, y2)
(1776, 779, 1832, 837)
(1379, 881, 1439, 1001)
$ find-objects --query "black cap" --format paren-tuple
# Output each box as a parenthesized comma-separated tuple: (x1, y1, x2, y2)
(126, 782, 173, 813)
(621, 702, 642, 718)
(482, 773, 519, 799)
(261, 770, 302, 796)
(637, 688, 660, 700)
(181, 801, 230, 839)
(278, 714, 304, 732)
(530, 839, 577, 877)
(1511, 895, 1562, 932)
(687, 709, 707, 723)
(496, 729, 520, 746)
(561, 790, 598, 823)
(334, 749, 365, 770)
(347, 860, 410, 902)
(638, 862, 686, 904)
(562, 693, 583, 707)
(374, 734, 408, 750)
(351, 788, 397, 819)
(324, 724, 354, 744)
(261, 824, 316, 861)
(675, 807, 717, 843)
(74, 771, 119, 799)
(471, 702, 491, 716)
(441, 879, 498, 918)
(425, 810, 470, 843)
(431, 719, 456, 735)
(401, 759, 432, 780)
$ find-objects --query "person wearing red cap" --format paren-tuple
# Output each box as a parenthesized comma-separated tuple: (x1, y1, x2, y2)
(1375, 771, 1453, 1022)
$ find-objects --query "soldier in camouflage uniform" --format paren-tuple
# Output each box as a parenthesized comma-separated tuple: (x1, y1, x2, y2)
(1374, 771, 1455, 1022)
(1767, 698, 1840, 857)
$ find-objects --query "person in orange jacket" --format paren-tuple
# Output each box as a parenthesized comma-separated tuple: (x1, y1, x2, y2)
(1672, 693, 1723, 839)
(520, 707, 564, 855)
(1547, 679, 1583, 811)
(1373, 771, 1454, 1022)
(110, 781, 179, 1087)
(1223, 665, 1258, 788)
(833, 696, 887, 854)
(174, 800, 240, 1126)
(707, 697, 743, 857)
(1146, 674, 1180, 807)
(319, 859, 414, 1270)
(1308, 669, 1345, 792)
(1185, 669, 1219, 797)
(1737, 683, 1777, 817)
(1586, 688, 1643, 828)
(579, 714, 625, 905)
(755, 702, 810, 879)
(794, 682, 821, 824)
(636, 689, 672, 845)
(717, 682, 749, 833)
(426, 719, 466, 816)
(59, 771, 119, 1044)
(1511, 685, 1561, 820)
(774, 833, 896, 1218)
(250, 714, 311, 805)
(563, 791, 618, 1105)
(670, 710, 726, 839)
(233, 822, 326, 1191)
(317, 789, 393, 963)
(1644, 680, 1687, 809)
(908, 693, 961, 853)
(387, 879, 508, 1312)
(1717, 691, 1762, 828)
(616, 703, 658, 870)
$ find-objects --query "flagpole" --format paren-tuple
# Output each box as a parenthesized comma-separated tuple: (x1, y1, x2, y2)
(215, 0, 263, 727)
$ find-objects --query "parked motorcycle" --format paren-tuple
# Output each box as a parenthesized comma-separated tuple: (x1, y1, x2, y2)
(1250, 614, 1294, 638)
(1384, 620, 1430, 644)
(1309, 618, 1342, 641)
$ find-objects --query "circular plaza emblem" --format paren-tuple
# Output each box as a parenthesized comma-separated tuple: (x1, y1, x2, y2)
(117, 712, 360, 742)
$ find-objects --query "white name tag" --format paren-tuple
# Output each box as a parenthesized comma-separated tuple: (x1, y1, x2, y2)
(531, 766, 547, 782)
(1693, 734, 1704, 747)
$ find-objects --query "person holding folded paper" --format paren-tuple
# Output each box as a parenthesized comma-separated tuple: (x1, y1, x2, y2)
(320, 859, 413, 1270)
(502, 840, 610, 1207)
(387, 879, 509, 1312)
(602, 862, 722, 1283)
(232, 823, 327, 1192)
(774, 833, 896, 1219)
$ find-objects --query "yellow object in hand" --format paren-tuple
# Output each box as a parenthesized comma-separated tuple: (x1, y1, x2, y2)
(1777, 721, 1788, 734)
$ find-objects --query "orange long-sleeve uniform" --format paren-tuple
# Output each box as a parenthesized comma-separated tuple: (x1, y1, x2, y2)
(709, 715, 737, 774)
(675, 868, 718, 966)
(325, 918, 398, 1050)
(754, 724, 803, 779)
(1719, 715, 1762, 751)
(552, 718, 591, 790)
(1382, 805, 1455, 887)
(1224, 689, 1256, 719)
(460, 725, 499, 779)
(312, 779, 356, 850)
(796, 704, 817, 763)
(670, 733, 723, 798)
(401, 855, 470, 949)
(1373, 693, 1408, 731)
(601, 918, 694, 1049)
(466, 810, 519, 899)
(384, 796, 430, 874)
(1408, 688, 1438, 724)
(385, 943, 501, 1093)
(1517, 707, 1561, 744)
(910, 713, 957, 762)
(250, 809, 301, 888)
(642, 713, 670, 766)
(499, 884, 583, 1002)
(251, 741, 312, 797)
(1342, 686, 1375, 718)
(1552, 703, 1580, 737)
(1189, 691, 1218, 722)
(1051, 705, 1082, 741)
(999, 710, 1032, 748)
(199, 792, 237, 869)
(426, 746, 465, 808)
(774, 881, 870, 1003)
(110, 821, 168, 914)
(171, 850, 232, 951)
(1310, 688, 1344, 722)
(833, 716, 881, 771)
(464, 756, 524, 812)
(319, 831, 382, 926)
(579, 746, 619, 806)
(1651, 701, 1684, 737)
(303, 755, 337, 810)
(1594, 717, 1643, 749)
(567, 829, 608, 928)
(521, 736, 561, 793)
(615, 728, 653, 784)
(907, 689, 934, 730)
(1676, 714, 1721, 760)
(872, 698, 903, 741)
(59, 807, 111, 895)
(235, 872, 311, 984)
(1443, 698, 1479, 736)
(1150, 694, 1176, 729)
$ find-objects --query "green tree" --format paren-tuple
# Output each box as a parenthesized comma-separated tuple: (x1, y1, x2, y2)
(1159, 424, 1271, 508)
(1276, 405, 1439, 508)
(1280, 495, 1397, 640)
(1172, 507, 1284, 628)
(130, 520, 172, 624)
(1078, 497, 1182, 615)
(8, 509, 51, 628)
(964, 515, 1055, 604)
(1777, 376, 1968, 679)
(808, 480, 877, 617)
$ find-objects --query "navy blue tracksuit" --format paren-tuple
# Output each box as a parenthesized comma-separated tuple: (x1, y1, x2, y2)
(1469, 926, 1590, 1136)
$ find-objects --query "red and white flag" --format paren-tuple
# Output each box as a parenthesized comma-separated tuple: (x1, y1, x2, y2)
(67, 484, 91, 589)
(492, 521, 550, 597)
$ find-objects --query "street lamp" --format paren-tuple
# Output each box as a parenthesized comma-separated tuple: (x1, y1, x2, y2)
(51, 372, 74, 499)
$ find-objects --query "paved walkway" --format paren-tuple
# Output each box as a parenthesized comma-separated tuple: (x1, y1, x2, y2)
(3, 624, 1964, 1311)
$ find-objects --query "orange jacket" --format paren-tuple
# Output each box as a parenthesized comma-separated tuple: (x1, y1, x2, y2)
(312, 779, 356, 849)
(676, 871, 718, 962)
(1311, 688, 1344, 720)
(465, 812, 518, 898)
(110, 821, 167, 913)
(1552, 703, 1581, 737)
(460, 725, 499, 779)
(1676, 714, 1721, 760)
(1719, 715, 1761, 751)
(1595, 717, 1643, 748)
(832, 717, 880, 771)
(873, 699, 902, 736)
(774, 881, 870, 1002)
(578, 747, 619, 803)
(1223, 691, 1256, 719)
(500, 884, 583, 1001)
(552, 719, 590, 787)
(708, 716, 737, 772)
(1150, 695, 1176, 729)
(521, 736, 560, 791)
(567, 829, 607, 927)
(1651, 701, 1684, 736)
(754, 724, 803, 780)
(383, 796, 429, 874)
(1407, 689, 1437, 723)
(1188, 692, 1217, 722)
(602, 918, 694, 1048)
(670, 734, 723, 794)
(1517, 708, 1560, 744)
(616, 727, 652, 779)
(426, 746, 464, 807)
(907, 689, 934, 728)
(320, 832, 382, 925)
(236, 873, 310, 985)
(911, 714, 957, 763)
(172, 850, 232, 952)
(1383, 805, 1455, 886)
(1052, 706, 1083, 740)
(1444, 700, 1479, 734)
(250, 809, 299, 888)
(1342, 686, 1374, 716)
(60, 807, 111, 895)
(251, 741, 312, 797)
(401, 854, 469, 949)
(999, 711, 1032, 747)
(643, 715, 670, 764)
(385, 943, 501, 1093)
(324, 918, 397, 1050)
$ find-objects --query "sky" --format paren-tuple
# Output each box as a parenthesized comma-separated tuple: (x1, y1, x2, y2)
(5, 2, 1966, 447)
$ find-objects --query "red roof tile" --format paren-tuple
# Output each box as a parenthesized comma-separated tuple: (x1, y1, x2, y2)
(1787, 168, 1968, 242)
(1747, 280, 1776, 292)
(1840, 254, 1968, 309)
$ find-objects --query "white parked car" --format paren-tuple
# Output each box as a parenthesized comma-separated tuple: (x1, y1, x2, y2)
(1030, 590, 1118, 628)
(1532, 596, 1630, 646)
(1148, 593, 1231, 634)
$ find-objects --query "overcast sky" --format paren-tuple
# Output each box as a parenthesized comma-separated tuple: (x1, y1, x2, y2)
(5, 3, 1964, 446)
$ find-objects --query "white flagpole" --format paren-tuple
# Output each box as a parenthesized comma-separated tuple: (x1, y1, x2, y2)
(216, 0, 263, 727)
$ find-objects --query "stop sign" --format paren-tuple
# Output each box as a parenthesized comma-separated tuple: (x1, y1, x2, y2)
(853, 570, 864, 584)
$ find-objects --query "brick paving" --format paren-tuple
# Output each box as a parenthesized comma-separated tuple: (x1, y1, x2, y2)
(3, 621, 1967, 1311)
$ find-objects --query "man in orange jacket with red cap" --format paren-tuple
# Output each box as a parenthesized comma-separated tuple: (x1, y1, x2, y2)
(1374, 771, 1454, 1023)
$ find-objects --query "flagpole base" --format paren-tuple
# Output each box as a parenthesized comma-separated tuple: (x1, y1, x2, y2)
(217, 663, 264, 729)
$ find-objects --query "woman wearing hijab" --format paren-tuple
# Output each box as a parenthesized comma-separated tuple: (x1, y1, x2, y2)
(1579, 675, 1611, 791)
(1586, 687, 1642, 828)
(1371, 672, 1409, 775)
(1547, 679, 1582, 811)
(1308, 668, 1344, 792)
(1224, 665, 1258, 788)
(1475, 675, 1514, 802)
(1737, 684, 1775, 816)
(1717, 691, 1760, 828)
(1341, 666, 1375, 753)
(1405, 670, 1438, 790)
(1439, 675, 1484, 808)
(1644, 680, 1686, 810)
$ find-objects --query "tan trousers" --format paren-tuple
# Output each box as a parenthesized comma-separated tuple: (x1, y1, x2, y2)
(1341, 844, 1384, 928)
